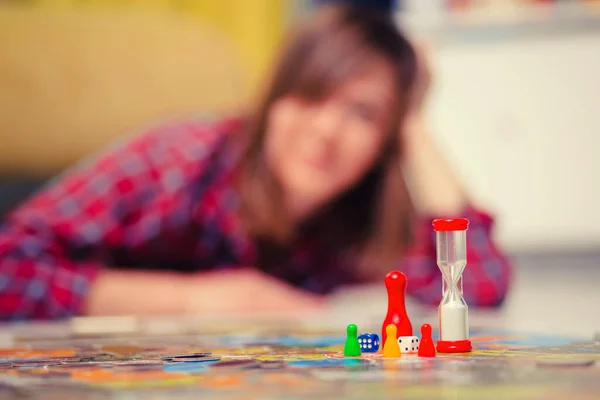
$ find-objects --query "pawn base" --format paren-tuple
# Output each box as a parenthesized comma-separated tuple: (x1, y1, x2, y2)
(436, 339, 472, 353)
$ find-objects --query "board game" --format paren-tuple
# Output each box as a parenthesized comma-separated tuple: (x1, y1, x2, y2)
(0, 221, 596, 399)
(0, 315, 599, 400)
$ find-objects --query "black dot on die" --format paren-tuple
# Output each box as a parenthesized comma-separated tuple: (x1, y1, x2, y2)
(411, 339, 414, 343)
(405, 347, 409, 351)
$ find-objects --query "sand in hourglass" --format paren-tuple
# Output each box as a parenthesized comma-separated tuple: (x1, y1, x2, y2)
(439, 269, 469, 342)
(439, 302, 468, 341)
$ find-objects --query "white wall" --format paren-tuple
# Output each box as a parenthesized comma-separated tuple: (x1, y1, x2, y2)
(422, 31, 600, 252)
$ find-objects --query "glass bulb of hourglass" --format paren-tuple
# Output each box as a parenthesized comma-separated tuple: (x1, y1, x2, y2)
(432, 218, 472, 352)
(436, 230, 469, 341)
(441, 263, 466, 305)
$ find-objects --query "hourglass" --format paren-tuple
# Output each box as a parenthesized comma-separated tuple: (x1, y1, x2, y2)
(432, 218, 472, 353)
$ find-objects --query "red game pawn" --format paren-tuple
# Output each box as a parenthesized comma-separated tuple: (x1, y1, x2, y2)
(381, 271, 412, 344)
(418, 324, 436, 357)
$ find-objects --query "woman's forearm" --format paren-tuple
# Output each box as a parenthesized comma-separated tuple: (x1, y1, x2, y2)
(82, 267, 324, 316)
(83, 269, 192, 316)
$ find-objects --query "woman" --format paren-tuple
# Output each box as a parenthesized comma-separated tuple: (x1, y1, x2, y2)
(0, 4, 511, 320)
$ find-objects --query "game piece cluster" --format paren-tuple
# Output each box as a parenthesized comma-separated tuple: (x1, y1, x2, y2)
(344, 218, 472, 358)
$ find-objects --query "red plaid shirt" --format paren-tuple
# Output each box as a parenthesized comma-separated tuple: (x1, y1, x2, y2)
(0, 118, 512, 320)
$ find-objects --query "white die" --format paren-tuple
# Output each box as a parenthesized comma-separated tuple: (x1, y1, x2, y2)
(397, 336, 419, 354)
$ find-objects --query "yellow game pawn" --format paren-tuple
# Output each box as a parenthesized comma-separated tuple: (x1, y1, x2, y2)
(382, 324, 401, 357)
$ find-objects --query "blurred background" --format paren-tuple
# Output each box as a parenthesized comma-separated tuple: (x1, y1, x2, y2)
(1, 0, 599, 257)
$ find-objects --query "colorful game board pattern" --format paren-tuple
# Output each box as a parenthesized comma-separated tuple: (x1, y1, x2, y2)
(0, 324, 598, 400)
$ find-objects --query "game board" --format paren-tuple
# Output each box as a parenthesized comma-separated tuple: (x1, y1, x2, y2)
(0, 316, 598, 400)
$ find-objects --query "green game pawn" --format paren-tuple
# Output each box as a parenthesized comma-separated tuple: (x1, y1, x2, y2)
(344, 324, 362, 357)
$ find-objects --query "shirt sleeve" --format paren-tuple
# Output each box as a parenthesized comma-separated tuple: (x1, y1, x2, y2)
(401, 205, 513, 307)
(0, 119, 227, 320)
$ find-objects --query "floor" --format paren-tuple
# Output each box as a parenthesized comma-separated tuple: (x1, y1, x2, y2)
(328, 251, 600, 339)
(498, 252, 600, 337)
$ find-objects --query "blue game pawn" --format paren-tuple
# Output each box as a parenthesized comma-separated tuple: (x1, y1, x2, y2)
(358, 333, 380, 353)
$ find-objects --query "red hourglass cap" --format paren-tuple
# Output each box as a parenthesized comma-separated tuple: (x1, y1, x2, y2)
(432, 218, 469, 232)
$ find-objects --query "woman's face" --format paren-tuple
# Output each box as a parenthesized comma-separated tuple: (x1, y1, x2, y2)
(264, 57, 398, 221)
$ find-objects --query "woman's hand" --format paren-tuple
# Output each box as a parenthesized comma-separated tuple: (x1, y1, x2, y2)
(185, 268, 325, 314)
(407, 40, 433, 119)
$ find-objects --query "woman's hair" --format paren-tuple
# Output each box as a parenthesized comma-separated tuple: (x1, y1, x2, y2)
(236, 3, 418, 274)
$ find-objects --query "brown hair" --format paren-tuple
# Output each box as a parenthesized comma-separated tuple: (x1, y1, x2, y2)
(235, 4, 418, 275)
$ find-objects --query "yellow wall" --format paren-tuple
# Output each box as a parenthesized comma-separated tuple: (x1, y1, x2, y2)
(19, 0, 292, 90)
(0, 5, 252, 175)
(186, 0, 288, 89)
(0, 1, 302, 175)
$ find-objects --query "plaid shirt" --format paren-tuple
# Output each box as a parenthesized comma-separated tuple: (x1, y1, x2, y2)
(0, 118, 512, 320)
